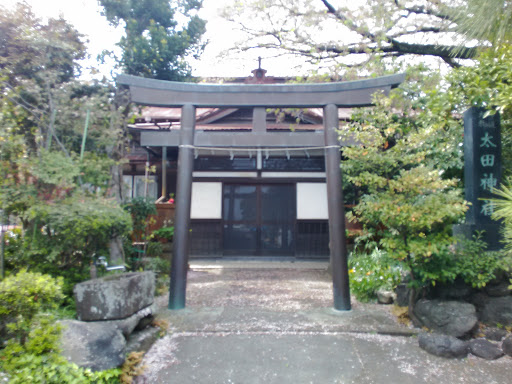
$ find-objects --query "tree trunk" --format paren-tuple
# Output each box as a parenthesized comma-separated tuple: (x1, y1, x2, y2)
(106, 87, 131, 267)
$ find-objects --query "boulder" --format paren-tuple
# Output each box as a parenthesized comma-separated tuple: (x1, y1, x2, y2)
(414, 299, 478, 338)
(469, 339, 504, 360)
(502, 336, 512, 357)
(60, 320, 126, 371)
(476, 295, 512, 326)
(74, 272, 155, 321)
(376, 288, 396, 305)
(484, 327, 508, 342)
(418, 332, 469, 358)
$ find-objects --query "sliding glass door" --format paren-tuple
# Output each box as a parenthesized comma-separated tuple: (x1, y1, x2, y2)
(223, 184, 296, 256)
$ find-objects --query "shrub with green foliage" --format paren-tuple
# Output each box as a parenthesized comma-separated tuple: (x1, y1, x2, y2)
(342, 74, 468, 316)
(0, 271, 121, 383)
(348, 248, 402, 302)
(0, 270, 64, 344)
(450, 234, 511, 289)
(151, 225, 174, 241)
(5, 196, 131, 301)
(0, 316, 121, 383)
(123, 197, 156, 236)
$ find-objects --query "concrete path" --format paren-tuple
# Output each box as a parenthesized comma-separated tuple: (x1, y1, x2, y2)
(135, 263, 512, 384)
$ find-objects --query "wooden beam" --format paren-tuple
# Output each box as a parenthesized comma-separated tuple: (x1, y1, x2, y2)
(252, 108, 267, 133)
(140, 130, 356, 148)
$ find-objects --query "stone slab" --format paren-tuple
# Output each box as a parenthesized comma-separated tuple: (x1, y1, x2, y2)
(60, 320, 126, 371)
(74, 272, 155, 321)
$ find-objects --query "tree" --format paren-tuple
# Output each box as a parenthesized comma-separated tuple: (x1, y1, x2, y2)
(99, 0, 206, 81)
(0, 3, 87, 153)
(0, 4, 132, 284)
(221, 0, 485, 72)
(342, 66, 469, 317)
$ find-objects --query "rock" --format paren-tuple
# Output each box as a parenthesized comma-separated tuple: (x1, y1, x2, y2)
(476, 296, 512, 326)
(484, 327, 508, 342)
(502, 336, 512, 357)
(395, 284, 410, 307)
(418, 332, 469, 358)
(484, 282, 511, 297)
(469, 339, 504, 360)
(74, 272, 155, 321)
(60, 320, 126, 371)
(414, 299, 478, 338)
(377, 288, 396, 305)
(110, 305, 154, 337)
(125, 326, 162, 356)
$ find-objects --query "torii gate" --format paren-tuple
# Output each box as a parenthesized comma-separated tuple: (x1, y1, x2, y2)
(117, 73, 405, 311)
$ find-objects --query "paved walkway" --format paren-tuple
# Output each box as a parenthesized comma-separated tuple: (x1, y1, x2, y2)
(135, 262, 512, 384)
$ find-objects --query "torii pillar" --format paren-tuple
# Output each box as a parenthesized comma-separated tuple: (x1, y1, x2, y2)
(169, 105, 195, 309)
(324, 104, 351, 310)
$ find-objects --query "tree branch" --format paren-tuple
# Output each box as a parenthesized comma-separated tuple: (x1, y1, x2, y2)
(395, 0, 454, 21)
(319, 0, 377, 40)
(320, 0, 337, 14)
(389, 40, 477, 60)
(389, 26, 445, 38)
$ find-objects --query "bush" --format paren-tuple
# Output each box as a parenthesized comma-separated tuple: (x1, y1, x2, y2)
(0, 271, 121, 383)
(146, 241, 163, 257)
(0, 270, 64, 344)
(151, 225, 174, 241)
(123, 197, 156, 240)
(144, 257, 170, 276)
(453, 235, 511, 289)
(0, 316, 121, 384)
(348, 248, 402, 302)
(6, 197, 132, 300)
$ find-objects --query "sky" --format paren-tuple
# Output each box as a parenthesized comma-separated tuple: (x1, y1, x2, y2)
(0, 0, 314, 79)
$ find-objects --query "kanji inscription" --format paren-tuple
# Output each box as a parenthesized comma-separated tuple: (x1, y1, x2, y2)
(463, 107, 502, 225)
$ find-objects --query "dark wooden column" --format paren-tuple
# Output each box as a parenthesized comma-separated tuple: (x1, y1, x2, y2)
(324, 104, 351, 311)
(169, 104, 195, 309)
(161, 146, 167, 198)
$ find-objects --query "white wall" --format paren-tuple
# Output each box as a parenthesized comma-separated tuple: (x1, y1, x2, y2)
(296, 183, 328, 220)
(191, 182, 222, 219)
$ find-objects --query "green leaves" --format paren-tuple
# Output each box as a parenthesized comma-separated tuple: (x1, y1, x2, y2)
(348, 248, 402, 302)
(491, 179, 512, 252)
(343, 66, 468, 289)
(0, 270, 64, 344)
(0, 313, 122, 383)
(100, 0, 206, 81)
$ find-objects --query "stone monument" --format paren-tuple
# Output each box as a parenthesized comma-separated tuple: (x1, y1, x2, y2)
(453, 107, 502, 249)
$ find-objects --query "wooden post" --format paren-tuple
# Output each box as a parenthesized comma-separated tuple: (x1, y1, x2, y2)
(169, 104, 195, 309)
(324, 104, 351, 311)
(162, 146, 167, 199)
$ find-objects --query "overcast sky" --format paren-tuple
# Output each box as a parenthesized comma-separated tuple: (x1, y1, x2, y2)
(1, 0, 315, 79)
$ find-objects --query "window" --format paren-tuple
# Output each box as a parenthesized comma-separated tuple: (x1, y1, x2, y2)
(122, 175, 158, 201)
